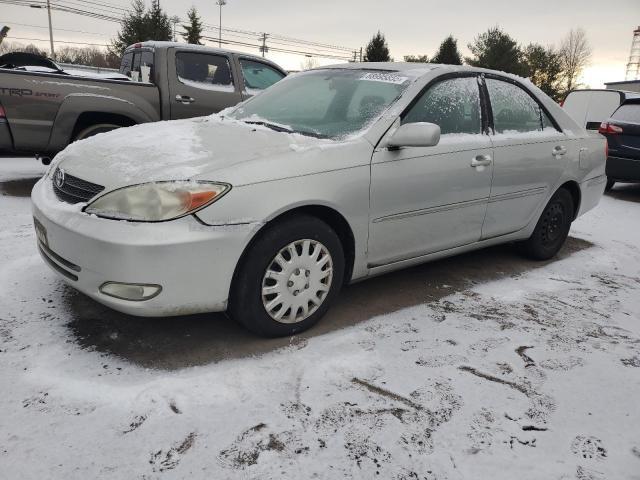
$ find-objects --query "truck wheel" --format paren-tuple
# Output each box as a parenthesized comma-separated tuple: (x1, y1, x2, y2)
(74, 123, 121, 141)
(518, 188, 574, 261)
(229, 215, 345, 337)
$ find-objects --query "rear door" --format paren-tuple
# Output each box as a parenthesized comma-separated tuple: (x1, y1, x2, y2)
(168, 49, 242, 119)
(482, 77, 569, 239)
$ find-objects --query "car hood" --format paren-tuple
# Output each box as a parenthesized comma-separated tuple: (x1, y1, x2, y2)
(53, 115, 366, 191)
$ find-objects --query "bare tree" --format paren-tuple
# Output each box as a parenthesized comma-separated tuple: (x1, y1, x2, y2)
(300, 57, 319, 71)
(559, 28, 592, 94)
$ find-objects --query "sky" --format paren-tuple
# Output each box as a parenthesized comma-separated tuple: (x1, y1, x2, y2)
(1, 0, 638, 87)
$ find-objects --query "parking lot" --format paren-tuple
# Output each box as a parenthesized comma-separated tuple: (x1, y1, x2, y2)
(1, 156, 639, 479)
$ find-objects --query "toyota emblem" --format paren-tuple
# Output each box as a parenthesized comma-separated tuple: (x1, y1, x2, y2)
(54, 168, 65, 189)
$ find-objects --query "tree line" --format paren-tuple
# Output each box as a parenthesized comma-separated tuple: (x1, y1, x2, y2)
(364, 28, 592, 101)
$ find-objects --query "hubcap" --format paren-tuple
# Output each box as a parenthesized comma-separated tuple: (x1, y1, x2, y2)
(261, 239, 333, 324)
(540, 202, 565, 245)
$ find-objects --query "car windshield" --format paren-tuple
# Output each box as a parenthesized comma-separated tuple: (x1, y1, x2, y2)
(229, 69, 412, 139)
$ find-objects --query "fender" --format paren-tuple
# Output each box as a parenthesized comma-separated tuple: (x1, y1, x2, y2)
(47, 94, 157, 152)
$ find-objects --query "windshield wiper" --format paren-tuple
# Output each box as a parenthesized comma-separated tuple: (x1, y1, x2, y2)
(244, 120, 294, 134)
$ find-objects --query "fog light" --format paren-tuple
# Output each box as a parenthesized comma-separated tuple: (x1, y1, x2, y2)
(99, 282, 162, 301)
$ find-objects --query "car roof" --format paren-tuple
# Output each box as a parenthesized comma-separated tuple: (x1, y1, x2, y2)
(316, 62, 532, 83)
(126, 41, 284, 70)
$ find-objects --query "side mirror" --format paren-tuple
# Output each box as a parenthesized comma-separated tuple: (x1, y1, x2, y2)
(387, 122, 441, 148)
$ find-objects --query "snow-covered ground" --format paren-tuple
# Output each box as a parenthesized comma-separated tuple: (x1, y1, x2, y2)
(1, 156, 639, 479)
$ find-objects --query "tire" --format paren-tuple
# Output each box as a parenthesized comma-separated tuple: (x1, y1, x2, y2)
(229, 215, 345, 337)
(605, 178, 615, 192)
(74, 123, 121, 141)
(518, 188, 574, 261)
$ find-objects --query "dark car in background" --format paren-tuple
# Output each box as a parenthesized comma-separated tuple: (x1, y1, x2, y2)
(599, 98, 640, 190)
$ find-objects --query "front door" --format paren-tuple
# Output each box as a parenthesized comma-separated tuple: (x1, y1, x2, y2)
(368, 75, 494, 268)
(168, 49, 242, 119)
(482, 77, 570, 239)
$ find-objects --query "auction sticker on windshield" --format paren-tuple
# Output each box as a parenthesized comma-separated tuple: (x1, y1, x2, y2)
(360, 72, 409, 84)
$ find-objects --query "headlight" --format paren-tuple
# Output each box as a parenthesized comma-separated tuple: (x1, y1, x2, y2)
(85, 181, 230, 222)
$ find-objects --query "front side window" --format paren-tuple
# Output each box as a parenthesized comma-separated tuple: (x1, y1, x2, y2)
(487, 78, 547, 133)
(240, 59, 285, 91)
(176, 52, 234, 91)
(402, 77, 482, 135)
(230, 69, 411, 139)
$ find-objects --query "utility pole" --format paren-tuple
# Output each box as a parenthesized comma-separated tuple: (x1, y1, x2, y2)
(359, 47, 363, 62)
(216, 0, 226, 47)
(46, 0, 54, 58)
(30, 1, 55, 58)
(260, 32, 268, 57)
(170, 16, 180, 42)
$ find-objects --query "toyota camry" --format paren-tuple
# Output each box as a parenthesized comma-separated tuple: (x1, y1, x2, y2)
(31, 63, 607, 337)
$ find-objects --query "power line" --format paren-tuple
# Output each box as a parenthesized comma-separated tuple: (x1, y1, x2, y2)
(8, 35, 109, 47)
(1, 0, 360, 61)
(0, 20, 112, 36)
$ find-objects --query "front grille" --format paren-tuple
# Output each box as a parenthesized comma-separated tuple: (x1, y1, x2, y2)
(52, 168, 105, 204)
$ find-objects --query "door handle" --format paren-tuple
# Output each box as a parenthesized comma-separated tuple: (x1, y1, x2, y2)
(471, 154, 492, 167)
(175, 94, 195, 104)
(552, 145, 567, 156)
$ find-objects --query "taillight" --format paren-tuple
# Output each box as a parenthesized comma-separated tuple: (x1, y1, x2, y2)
(598, 122, 623, 135)
(0, 104, 5, 118)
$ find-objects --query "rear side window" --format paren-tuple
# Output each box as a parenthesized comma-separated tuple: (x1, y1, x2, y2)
(402, 76, 482, 135)
(176, 52, 234, 91)
(487, 78, 547, 133)
(612, 104, 640, 123)
(120, 51, 133, 77)
(240, 59, 285, 91)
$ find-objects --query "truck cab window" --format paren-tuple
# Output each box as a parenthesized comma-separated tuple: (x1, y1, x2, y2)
(176, 52, 234, 91)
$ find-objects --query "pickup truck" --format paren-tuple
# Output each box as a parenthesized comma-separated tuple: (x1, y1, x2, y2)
(0, 41, 286, 159)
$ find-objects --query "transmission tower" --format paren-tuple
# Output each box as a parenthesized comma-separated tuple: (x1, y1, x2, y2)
(626, 26, 640, 81)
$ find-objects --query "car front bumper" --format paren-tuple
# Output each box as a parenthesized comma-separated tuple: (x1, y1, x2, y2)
(606, 155, 640, 182)
(31, 177, 258, 317)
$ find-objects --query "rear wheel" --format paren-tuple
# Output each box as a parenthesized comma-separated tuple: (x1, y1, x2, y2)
(74, 123, 121, 141)
(229, 215, 345, 337)
(518, 188, 574, 261)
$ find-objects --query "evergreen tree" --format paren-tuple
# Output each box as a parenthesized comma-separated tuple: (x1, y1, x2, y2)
(431, 35, 462, 65)
(182, 6, 203, 45)
(364, 31, 391, 62)
(110, 0, 147, 56)
(146, 0, 172, 43)
(110, 0, 172, 56)
(465, 27, 526, 76)
(404, 54, 429, 63)
(524, 43, 563, 102)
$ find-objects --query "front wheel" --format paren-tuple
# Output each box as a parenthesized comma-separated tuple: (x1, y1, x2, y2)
(518, 188, 574, 261)
(229, 215, 345, 337)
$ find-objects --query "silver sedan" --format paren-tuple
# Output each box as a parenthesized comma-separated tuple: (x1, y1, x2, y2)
(31, 63, 607, 336)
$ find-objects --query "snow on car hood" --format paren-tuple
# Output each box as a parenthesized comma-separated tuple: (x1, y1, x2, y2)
(52, 115, 360, 191)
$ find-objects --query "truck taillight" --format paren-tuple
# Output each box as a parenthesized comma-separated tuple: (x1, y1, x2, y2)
(598, 122, 623, 135)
